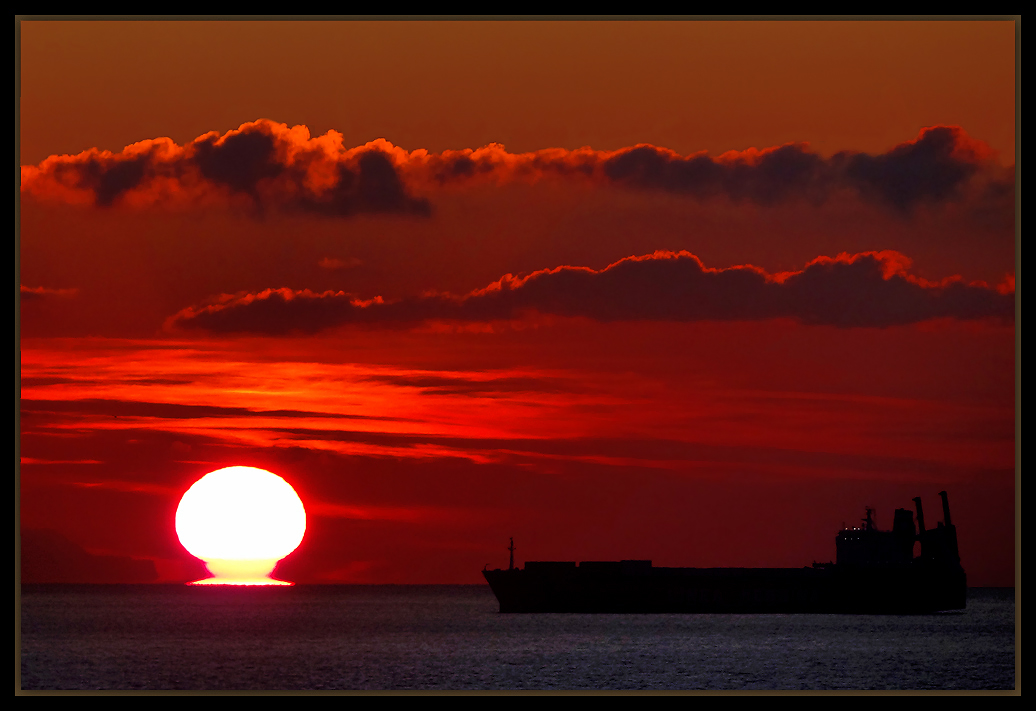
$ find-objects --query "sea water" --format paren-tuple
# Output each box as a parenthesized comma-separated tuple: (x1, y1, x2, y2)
(19, 585, 1015, 691)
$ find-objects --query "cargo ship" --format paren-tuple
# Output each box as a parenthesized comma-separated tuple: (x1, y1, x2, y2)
(482, 492, 966, 614)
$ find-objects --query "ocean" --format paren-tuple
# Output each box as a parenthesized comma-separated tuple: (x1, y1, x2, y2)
(19, 585, 1015, 691)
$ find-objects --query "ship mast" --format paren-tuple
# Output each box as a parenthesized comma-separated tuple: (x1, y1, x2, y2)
(508, 537, 515, 571)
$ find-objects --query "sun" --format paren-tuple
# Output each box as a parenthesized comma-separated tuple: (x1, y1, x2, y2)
(175, 466, 307, 586)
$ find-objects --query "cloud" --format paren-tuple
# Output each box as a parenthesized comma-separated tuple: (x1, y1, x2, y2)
(20, 285, 79, 301)
(834, 126, 1007, 212)
(307, 501, 470, 523)
(417, 126, 1011, 213)
(359, 373, 578, 396)
(168, 251, 1014, 334)
(318, 256, 363, 270)
(21, 121, 1011, 215)
(21, 529, 158, 584)
(20, 398, 405, 423)
(598, 143, 827, 204)
(20, 120, 430, 217)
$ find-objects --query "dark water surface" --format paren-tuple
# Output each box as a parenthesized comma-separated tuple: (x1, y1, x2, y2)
(20, 585, 1015, 691)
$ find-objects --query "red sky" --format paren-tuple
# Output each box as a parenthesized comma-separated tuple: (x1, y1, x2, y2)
(18, 19, 1017, 586)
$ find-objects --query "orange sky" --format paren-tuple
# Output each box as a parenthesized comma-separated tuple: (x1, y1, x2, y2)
(20, 21, 1015, 162)
(18, 19, 1017, 586)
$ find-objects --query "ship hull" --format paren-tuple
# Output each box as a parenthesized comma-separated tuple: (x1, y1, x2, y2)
(483, 564, 966, 614)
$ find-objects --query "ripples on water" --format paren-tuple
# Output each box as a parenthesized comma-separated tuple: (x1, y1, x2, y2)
(20, 585, 1015, 690)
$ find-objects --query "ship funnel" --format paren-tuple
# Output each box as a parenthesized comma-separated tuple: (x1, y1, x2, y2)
(893, 508, 916, 562)
(939, 490, 953, 527)
(913, 496, 926, 534)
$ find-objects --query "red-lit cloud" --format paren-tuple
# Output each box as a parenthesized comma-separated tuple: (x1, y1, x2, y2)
(21, 529, 159, 583)
(20, 120, 1012, 215)
(20, 285, 79, 301)
(167, 250, 1014, 334)
(20, 120, 430, 216)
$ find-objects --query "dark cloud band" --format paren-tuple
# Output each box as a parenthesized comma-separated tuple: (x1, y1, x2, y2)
(21, 121, 1012, 216)
(168, 251, 1015, 334)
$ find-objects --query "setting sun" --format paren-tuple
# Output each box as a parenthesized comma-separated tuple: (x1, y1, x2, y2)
(175, 466, 307, 586)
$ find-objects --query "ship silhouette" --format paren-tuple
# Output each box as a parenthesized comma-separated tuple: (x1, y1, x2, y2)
(483, 492, 966, 613)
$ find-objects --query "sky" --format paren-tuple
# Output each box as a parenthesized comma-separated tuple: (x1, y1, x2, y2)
(18, 19, 1017, 586)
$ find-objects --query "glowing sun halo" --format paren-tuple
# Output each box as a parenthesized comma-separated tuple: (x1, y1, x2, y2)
(176, 466, 307, 586)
